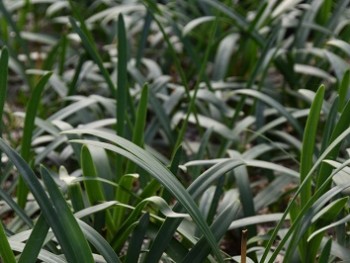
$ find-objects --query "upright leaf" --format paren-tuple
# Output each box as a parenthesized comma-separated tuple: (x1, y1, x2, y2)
(41, 166, 95, 263)
(0, 222, 16, 263)
(0, 47, 8, 135)
(299, 85, 324, 207)
(17, 72, 52, 208)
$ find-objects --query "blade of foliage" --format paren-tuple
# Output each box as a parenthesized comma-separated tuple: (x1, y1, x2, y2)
(299, 85, 324, 207)
(338, 70, 350, 111)
(229, 151, 255, 234)
(0, 47, 8, 135)
(40, 166, 95, 263)
(81, 145, 113, 232)
(126, 83, 148, 173)
(136, 11, 152, 67)
(318, 238, 332, 263)
(85, 145, 115, 200)
(125, 213, 149, 263)
(17, 72, 52, 208)
(114, 174, 138, 230)
(320, 97, 338, 153)
(205, 177, 225, 226)
(116, 13, 128, 138)
(77, 219, 121, 263)
(316, 95, 350, 190)
(18, 214, 49, 263)
(191, 127, 213, 178)
(68, 183, 86, 214)
(0, 222, 16, 263)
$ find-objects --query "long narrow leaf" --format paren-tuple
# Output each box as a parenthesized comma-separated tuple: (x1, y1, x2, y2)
(125, 213, 149, 263)
(299, 85, 324, 206)
(0, 222, 16, 263)
(0, 47, 8, 135)
(18, 214, 49, 263)
(17, 72, 52, 208)
(40, 166, 95, 263)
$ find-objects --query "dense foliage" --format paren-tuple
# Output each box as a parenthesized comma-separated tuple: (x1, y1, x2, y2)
(1, 0, 350, 262)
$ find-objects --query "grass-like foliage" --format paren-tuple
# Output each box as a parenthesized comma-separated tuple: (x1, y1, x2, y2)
(1, 1, 350, 262)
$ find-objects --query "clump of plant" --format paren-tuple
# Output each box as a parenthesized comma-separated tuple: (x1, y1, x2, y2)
(1, 1, 350, 262)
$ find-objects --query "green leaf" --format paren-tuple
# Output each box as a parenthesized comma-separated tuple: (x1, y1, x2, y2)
(318, 238, 332, 263)
(229, 151, 255, 221)
(81, 145, 107, 205)
(17, 72, 52, 208)
(0, 222, 16, 263)
(81, 145, 113, 232)
(68, 183, 86, 214)
(299, 85, 324, 206)
(125, 213, 149, 263)
(40, 166, 95, 263)
(114, 174, 139, 229)
(84, 145, 115, 199)
(132, 84, 148, 147)
(316, 95, 350, 189)
(125, 83, 148, 173)
(338, 70, 350, 112)
(0, 47, 8, 134)
(77, 220, 121, 263)
(116, 13, 128, 138)
(18, 215, 49, 263)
